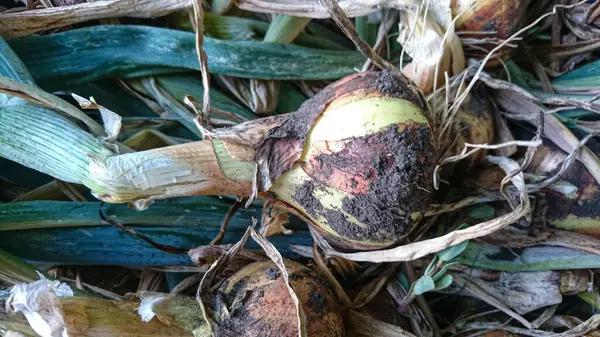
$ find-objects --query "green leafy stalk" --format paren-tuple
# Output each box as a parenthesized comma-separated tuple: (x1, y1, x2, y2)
(264, 15, 312, 44)
(9, 25, 364, 90)
(0, 198, 313, 266)
(0, 248, 42, 286)
(0, 102, 114, 187)
(249, 15, 311, 114)
(0, 37, 34, 87)
(174, 12, 349, 50)
(455, 242, 600, 272)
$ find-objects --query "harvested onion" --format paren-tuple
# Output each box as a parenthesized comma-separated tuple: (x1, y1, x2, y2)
(260, 71, 436, 250)
(452, 0, 529, 61)
(211, 260, 344, 337)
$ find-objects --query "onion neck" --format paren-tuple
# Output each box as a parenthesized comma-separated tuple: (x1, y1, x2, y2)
(89, 139, 256, 209)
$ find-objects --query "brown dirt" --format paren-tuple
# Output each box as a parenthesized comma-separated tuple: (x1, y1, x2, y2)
(338, 124, 435, 242)
(292, 181, 324, 218)
(294, 123, 435, 247)
(255, 71, 427, 191)
(213, 261, 344, 337)
(375, 70, 427, 109)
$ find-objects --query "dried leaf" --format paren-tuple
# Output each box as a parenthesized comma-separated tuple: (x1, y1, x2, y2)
(345, 309, 417, 337)
(138, 292, 206, 333)
(451, 273, 534, 329)
(6, 278, 72, 337)
(398, 0, 464, 93)
(489, 75, 600, 185)
(0, 0, 191, 38)
(461, 271, 562, 314)
(237, 0, 417, 19)
(548, 314, 600, 337)
(260, 202, 292, 236)
(72, 94, 122, 144)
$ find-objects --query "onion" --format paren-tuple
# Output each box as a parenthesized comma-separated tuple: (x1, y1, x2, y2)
(211, 260, 344, 337)
(443, 89, 495, 170)
(452, 0, 530, 62)
(259, 71, 436, 250)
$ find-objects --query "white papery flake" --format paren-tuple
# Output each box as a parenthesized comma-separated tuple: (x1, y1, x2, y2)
(6, 278, 73, 337)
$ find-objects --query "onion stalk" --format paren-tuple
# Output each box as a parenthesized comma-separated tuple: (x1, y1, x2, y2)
(2, 71, 436, 251)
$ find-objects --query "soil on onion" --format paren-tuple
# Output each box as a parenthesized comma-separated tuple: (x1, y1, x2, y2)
(213, 261, 344, 337)
(294, 123, 435, 247)
(256, 71, 427, 188)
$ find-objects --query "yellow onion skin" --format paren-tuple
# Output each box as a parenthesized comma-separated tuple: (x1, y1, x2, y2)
(257, 71, 436, 251)
(452, 0, 529, 62)
(446, 88, 495, 171)
(212, 260, 344, 337)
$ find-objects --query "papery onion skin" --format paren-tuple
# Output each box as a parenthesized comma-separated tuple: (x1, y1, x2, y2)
(212, 260, 344, 337)
(258, 71, 436, 251)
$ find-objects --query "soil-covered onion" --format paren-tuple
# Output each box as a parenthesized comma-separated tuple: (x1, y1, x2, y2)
(452, 0, 529, 62)
(211, 260, 344, 337)
(258, 71, 436, 250)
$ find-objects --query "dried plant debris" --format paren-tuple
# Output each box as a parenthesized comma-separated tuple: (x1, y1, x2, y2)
(2, 0, 600, 336)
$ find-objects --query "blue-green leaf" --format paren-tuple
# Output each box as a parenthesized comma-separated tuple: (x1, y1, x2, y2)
(468, 204, 495, 219)
(438, 240, 469, 262)
(456, 242, 600, 272)
(413, 275, 435, 295)
(9, 25, 364, 90)
(433, 274, 453, 291)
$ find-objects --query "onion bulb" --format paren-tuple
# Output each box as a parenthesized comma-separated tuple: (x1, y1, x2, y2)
(443, 89, 495, 170)
(211, 260, 344, 337)
(452, 0, 530, 62)
(258, 71, 436, 251)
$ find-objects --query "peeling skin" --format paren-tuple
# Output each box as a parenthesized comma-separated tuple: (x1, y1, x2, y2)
(89, 139, 255, 208)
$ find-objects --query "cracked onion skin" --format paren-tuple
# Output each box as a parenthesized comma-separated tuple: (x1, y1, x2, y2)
(211, 260, 344, 337)
(256, 71, 436, 251)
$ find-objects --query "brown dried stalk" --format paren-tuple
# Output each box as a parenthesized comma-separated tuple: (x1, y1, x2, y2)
(0, 0, 191, 38)
(237, 0, 404, 18)
(189, 0, 211, 123)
